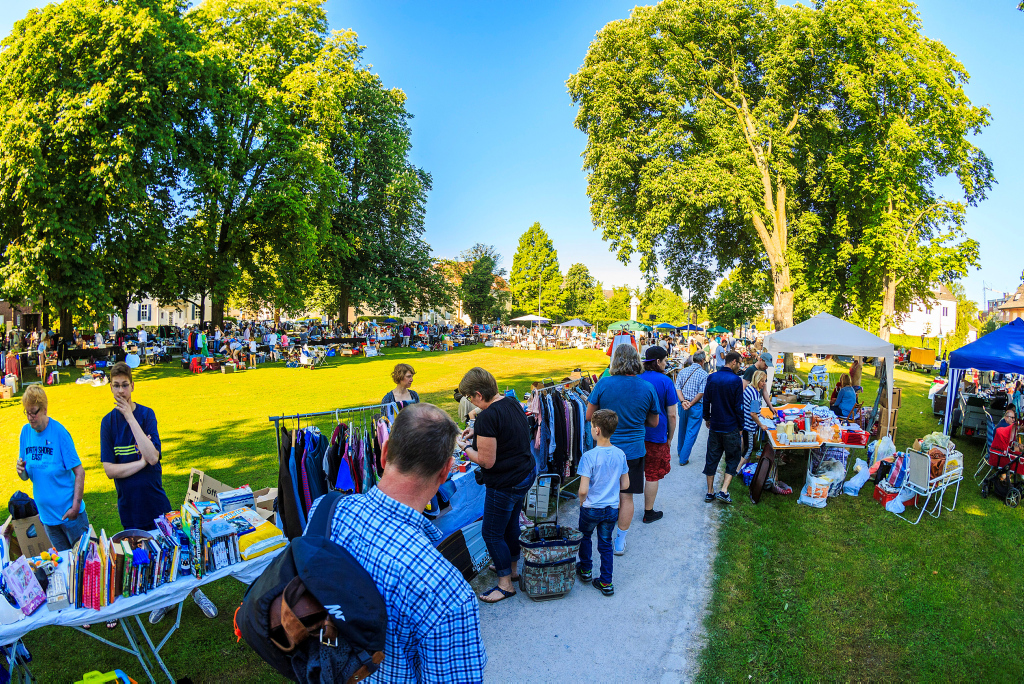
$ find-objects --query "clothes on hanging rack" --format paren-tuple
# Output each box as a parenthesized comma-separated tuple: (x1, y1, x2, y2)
(526, 380, 594, 479)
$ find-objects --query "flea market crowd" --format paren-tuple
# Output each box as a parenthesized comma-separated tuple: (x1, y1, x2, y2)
(1, 317, 1014, 682)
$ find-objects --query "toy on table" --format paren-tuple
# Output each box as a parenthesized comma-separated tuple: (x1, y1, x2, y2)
(29, 547, 62, 576)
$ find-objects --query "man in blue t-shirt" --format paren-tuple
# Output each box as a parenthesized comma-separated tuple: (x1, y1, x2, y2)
(101, 361, 218, 624)
(639, 346, 678, 524)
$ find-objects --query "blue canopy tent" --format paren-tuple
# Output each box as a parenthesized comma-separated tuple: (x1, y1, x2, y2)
(678, 324, 701, 331)
(556, 318, 592, 327)
(654, 323, 677, 330)
(943, 317, 1024, 434)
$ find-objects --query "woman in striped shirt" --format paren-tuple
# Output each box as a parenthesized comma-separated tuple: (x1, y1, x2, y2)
(740, 370, 768, 469)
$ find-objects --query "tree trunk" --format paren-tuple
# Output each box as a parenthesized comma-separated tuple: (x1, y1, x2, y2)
(274, 308, 281, 328)
(210, 298, 224, 330)
(878, 275, 897, 342)
(340, 285, 351, 325)
(58, 308, 72, 339)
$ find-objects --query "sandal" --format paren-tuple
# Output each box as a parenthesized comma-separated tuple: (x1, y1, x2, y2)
(479, 585, 516, 603)
(106, 620, 118, 630)
(487, 564, 520, 581)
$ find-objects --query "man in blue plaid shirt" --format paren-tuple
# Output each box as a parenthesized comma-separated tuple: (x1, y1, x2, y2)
(310, 403, 486, 682)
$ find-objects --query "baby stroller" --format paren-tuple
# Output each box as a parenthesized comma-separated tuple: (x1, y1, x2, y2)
(980, 442, 1024, 508)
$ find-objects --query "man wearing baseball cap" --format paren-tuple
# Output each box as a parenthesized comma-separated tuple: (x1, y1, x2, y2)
(744, 351, 774, 404)
(639, 345, 678, 523)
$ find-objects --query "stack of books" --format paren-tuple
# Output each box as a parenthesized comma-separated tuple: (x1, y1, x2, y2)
(210, 507, 286, 560)
(217, 485, 255, 512)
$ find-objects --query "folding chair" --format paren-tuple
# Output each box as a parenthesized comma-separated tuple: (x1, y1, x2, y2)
(893, 449, 963, 525)
(976, 412, 998, 482)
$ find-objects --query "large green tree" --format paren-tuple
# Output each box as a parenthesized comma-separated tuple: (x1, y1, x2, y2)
(510, 222, 562, 318)
(819, 0, 991, 340)
(568, 0, 824, 332)
(560, 263, 597, 319)
(304, 33, 447, 323)
(460, 256, 499, 323)
(0, 0, 198, 334)
(707, 269, 770, 330)
(169, 0, 335, 327)
(568, 0, 991, 335)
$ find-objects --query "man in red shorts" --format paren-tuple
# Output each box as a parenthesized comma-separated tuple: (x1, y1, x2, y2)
(639, 346, 678, 523)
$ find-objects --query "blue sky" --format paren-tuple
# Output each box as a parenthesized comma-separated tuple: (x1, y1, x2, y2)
(2, 0, 1021, 306)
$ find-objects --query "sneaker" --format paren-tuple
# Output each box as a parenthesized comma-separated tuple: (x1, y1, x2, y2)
(642, 509, 664, 524)
(592, 579, 614, 596)
(613, 534, 626, 556)
(148, 606, 170, 624)
(704, 492, 716, 503)
(576, 565, 592, 582)
(519, 511, 535, 529)
(715, 491, 733, 505)
(192, 589, 218, 619)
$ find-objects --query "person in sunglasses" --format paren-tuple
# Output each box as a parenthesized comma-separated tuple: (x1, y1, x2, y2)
(16, 385, 88, 551)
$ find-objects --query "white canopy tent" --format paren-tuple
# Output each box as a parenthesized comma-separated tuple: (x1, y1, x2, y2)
(765, 313, 895, 409)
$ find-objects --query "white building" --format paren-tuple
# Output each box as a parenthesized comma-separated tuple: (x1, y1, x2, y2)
(113, 298, 214, 330)
(893, 284, 957, 338)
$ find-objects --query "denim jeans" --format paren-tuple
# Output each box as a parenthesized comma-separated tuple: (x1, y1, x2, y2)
(482, 468, 537, 578)
(577, 506, 618, 584)
(677, 401, 703, 465)
(44, 509, 90, 552)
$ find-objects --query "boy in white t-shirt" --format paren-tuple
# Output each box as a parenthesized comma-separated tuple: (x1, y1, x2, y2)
(576, 409, 629, 596)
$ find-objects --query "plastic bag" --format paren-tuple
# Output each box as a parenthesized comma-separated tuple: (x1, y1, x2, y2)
(873, 436, 896, 467)
(815, 460, 847, 497)
(885, 488, 918, 514)
(740, 462, 758, 486)
(797, 473, 831, 508)
(843, 458, 871, 496)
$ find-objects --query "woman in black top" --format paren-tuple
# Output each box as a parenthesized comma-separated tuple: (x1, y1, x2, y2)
(381, 363, 420, 406)
(459, 367, 537, 603)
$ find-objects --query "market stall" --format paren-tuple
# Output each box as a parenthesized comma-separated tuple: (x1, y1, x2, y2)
(747, 314, 896, 505)
(1, 473, 285, 682)
(765, 313, 895, 411)
(943, 317, 1024, 435)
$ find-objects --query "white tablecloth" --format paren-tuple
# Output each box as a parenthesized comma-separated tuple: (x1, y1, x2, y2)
(0, 547, 282, 646)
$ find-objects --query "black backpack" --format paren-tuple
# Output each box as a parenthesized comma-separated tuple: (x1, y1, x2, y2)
(8, 492, 37, 520)
(235, 491, 388, 683)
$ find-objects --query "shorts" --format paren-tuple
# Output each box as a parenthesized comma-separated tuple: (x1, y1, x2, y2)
(644, 441, 671, 481)
(703, 430, 742, 477)
(621, 457, 645, 494)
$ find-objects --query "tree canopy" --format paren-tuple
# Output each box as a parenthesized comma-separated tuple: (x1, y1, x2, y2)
(568, 0, 991, 334)
(0, 0, 444, 331)
(510, 222, 562, 318)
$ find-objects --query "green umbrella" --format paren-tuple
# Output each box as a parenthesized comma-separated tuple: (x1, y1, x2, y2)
(707, 325, 730, 333)
(607, 320, 652, 333)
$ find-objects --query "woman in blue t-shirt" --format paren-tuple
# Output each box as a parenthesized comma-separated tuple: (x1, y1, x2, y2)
(15, 386, 88, 552)
(831, 373, 858, 418)
(585, 344, 660, 556)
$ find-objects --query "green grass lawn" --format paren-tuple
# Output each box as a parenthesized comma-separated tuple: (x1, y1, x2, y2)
(697, 361, 1024, 682)
(0, 345, 609, 682)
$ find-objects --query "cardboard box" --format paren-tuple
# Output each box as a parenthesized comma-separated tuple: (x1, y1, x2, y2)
(1, 516, 23, 559)
(880, 407, 898, 436)
(0, 384, 12, 400)
(221, 365, 235, 374)
(184, 468, 235, 506)
(11, 515, 53, 559)
(251, 487, 277, 524)
(881, 387, 902, 409)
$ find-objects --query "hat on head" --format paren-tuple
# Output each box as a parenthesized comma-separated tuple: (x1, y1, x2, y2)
(760, 352, 773, 364)
(644, 345, 669, 362)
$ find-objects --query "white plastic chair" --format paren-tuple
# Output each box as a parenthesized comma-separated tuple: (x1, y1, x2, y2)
(893, 449, 963, 525)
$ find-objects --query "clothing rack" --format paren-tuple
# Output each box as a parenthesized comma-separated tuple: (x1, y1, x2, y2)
(268, 402, 394, 461)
